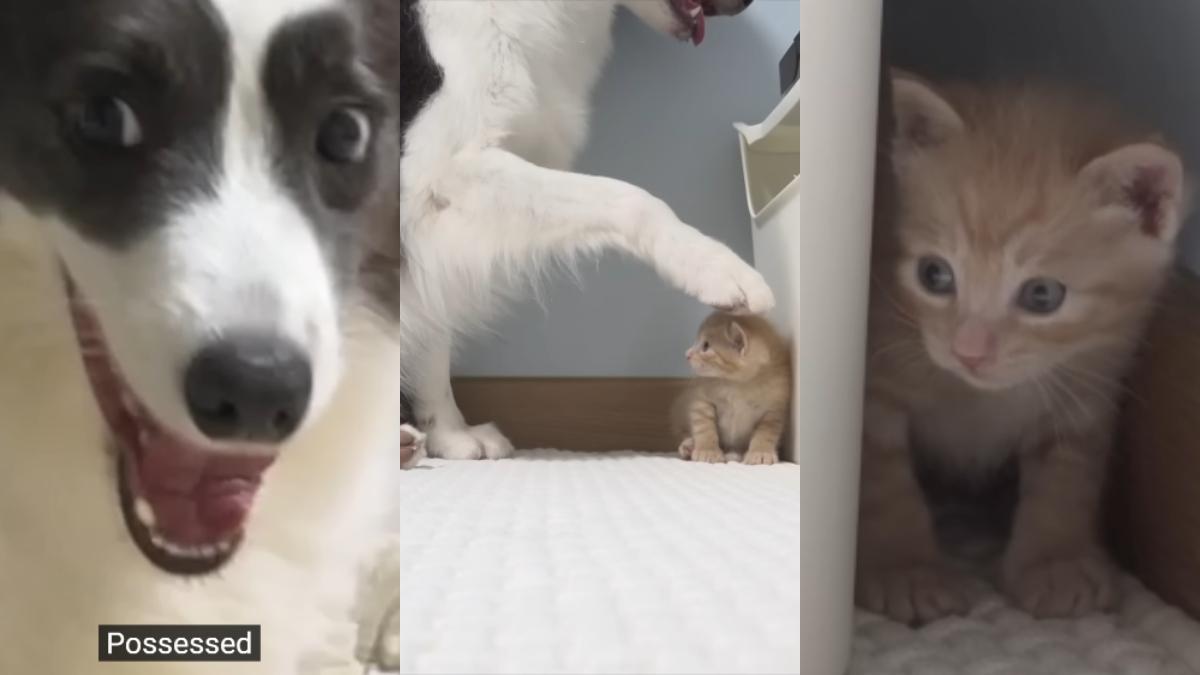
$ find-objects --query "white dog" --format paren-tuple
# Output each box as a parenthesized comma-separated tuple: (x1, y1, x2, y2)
(399, 0, 774, 462)
(0, 0, 430, 671)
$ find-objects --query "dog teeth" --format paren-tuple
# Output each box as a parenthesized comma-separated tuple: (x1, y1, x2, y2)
(133, 498, 156, 528)
(147, 533, 228, 559)
(689, 5, 702, 18)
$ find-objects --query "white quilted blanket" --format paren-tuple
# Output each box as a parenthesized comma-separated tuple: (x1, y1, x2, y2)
(392, 449, 802, 674)
(387, 448, 1200, 675)
(851, 576, 1200, 675)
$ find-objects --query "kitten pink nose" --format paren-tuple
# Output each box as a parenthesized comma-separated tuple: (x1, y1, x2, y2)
(685, 347, 697, 360)
(952, 320, 996, 371)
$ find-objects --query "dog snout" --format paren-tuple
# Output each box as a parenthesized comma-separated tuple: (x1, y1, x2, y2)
(184, 333, 313, 444)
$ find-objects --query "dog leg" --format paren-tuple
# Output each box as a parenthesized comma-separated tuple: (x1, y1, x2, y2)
(354, 537, 401, 672)
(417, 337, 515, 460)
(428, 147, 775, 315)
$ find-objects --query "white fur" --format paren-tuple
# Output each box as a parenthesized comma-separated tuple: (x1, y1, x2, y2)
(400, 0, 775, 459)
(0, 1, 395, 671)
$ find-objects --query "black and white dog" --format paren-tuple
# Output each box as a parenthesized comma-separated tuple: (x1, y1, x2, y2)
(0, 0, 436, 671)
(398, 0, 774, 462)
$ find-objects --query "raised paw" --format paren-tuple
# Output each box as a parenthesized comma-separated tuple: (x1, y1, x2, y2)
(677, 437, 695, 459)
(400, 424, 426, 469)
(1003, 551, 1115, 618)
(743, 448, 778, 465)
(856, 564, 983, 625)
(427, 422, 514, 460)
(696, 256, 775, 316)
(689, 445, 726, 464)
(662, 232, 775, 315)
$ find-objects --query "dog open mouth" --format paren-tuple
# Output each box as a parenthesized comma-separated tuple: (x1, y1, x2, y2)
(670, 0, 708, 45)
(66, 279, 276, 576)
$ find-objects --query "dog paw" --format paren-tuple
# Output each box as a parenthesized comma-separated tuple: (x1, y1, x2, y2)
(400, 424, 426, 469)
(856, 565, 982, 625)
(1003, 551, 1115, 618)
(693, 251, 775, 316)
(689, 445, 726, 463)
(427, 422, 514, 460)
(743, 449, 778, 465)
(470, 422, 515, 459)
(677, 437, 695, 459)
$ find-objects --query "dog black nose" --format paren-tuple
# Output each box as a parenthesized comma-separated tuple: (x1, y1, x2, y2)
(184, 334, 312, 443)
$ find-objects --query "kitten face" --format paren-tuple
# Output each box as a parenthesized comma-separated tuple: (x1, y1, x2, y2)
(889, 72, 1186, 391)
(686, 313, 759, 379)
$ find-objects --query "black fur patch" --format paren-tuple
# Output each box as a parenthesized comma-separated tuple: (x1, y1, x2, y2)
(0, 0, 230, 247)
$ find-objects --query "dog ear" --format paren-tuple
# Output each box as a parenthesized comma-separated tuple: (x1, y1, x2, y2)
(1078, 142, 1188, 242)
(890, 69, 963, 159)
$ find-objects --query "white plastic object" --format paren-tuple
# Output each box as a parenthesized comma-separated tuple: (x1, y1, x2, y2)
(735, 1, 882, 671)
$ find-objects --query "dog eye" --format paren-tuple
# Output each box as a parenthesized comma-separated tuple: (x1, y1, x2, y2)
(316, 107, 371, 164)
(67, 96, 143, 149)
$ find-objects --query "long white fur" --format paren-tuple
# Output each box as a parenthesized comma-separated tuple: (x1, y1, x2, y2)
(0, 0, 396, 671)
(399, 0, 775, 460)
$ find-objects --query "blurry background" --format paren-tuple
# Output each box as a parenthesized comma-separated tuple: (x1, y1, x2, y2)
(453, 1, 800, 378)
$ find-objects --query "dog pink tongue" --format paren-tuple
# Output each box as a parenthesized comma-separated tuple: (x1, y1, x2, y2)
(692, 13, 706, 45)
(136, 438, 275, 546)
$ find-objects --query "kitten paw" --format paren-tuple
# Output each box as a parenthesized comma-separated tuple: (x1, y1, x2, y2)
(400, 424, 426, 469)
(856, 565, 983, 625)
(427, 422, 515, 460)
(690, 445, 727, 463)
(677, 437, 695, 459)
(743, 449, 778, 465)
(1003, 552, 1116, 618)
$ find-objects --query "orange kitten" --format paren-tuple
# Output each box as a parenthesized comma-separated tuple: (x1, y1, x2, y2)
(856, 70, 1188, 624)
(673, 312, 791, 465)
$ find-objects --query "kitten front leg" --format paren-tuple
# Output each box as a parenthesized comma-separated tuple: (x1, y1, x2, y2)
(687, 400, 726, 463)
(1002, 435, 1115, 618)
(743, 408, 785, 465)
(856, 399, 980, 624)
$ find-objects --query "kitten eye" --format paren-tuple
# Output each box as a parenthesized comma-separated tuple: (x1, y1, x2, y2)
(917, 256, 956, 295)
(316, 107, 371, 164)
(67, 95, 143, 149)
(701, 341, 710, 352)
(1017, 278, 1067, 314)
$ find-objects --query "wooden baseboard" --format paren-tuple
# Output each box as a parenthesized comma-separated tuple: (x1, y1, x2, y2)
(452, 377, 688, 453)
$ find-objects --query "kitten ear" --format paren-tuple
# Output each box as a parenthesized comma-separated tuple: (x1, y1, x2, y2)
(890, 69, 964, 157)
(1079, 142, 1188, 242)
(727, 321, 748, 355)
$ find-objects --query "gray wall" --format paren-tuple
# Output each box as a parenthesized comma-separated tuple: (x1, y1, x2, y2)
(454, 1, 800, 378)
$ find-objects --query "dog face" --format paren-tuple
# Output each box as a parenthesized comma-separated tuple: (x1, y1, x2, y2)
(621, 0, 754, 44)
(0, 0, 434, 575)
